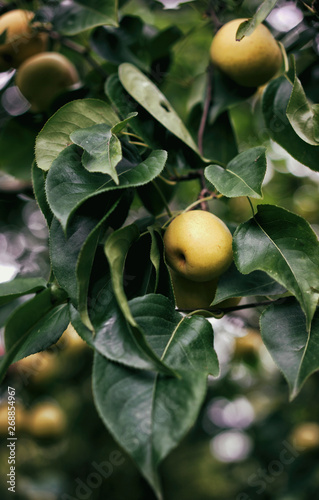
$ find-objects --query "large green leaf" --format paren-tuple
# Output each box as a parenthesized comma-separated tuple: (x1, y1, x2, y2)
(118, 63, 200, 156)
(0, 289, 69, 383)
(260, 299, 319, 399)
(35, 99, 119, 172)
(46, 145, 167, 231)
(233, 205, 319, 329)
(93, 294, 218, 499)
(0, 278, 47, 307)
(53, 0, 118, 35)
(262, 76, 319, 171)
(236, 0, 278, 40)
(70, 293, 178, 370)
(286, 71, 319, 146)
(204, 147, 266, 198)
(104, 226, 175, 376)
(212, 263, 286, 305)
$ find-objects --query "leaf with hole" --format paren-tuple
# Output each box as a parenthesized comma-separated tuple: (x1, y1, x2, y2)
(118, 63, 200, 156)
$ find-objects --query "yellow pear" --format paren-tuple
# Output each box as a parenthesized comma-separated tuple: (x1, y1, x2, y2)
(163, 210, 233, 282)
(15, 51, 79, 112)
(170, 270, 241, 311)
(170, 271, 219, 310)
(26, 401, 67, 438)
(0, 9, 47, 72)
(290, 422, 319, 451)
(210, 18, 282, 87)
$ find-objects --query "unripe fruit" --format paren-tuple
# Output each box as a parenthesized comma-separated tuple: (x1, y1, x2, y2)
(15, 52, 79, 112)
(163, 210, 233, 282)
(59, 323, 88, 354)
(210, 18, 282, 87)
(170, 271, 241, 311)
(290, 422, 319, 450)
(0, 9, 47, 72)
(234, 330, 263, 357)
(27, 401, 67, 438)
(170, 271, 219, 310)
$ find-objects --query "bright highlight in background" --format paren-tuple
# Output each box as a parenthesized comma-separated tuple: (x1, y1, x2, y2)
(210, 430, 253, 463)
(0, 263, 18, 283)
(267, 3, 303, 32)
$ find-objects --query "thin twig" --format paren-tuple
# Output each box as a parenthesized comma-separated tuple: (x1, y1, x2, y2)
(197, 64, 214, 157)
(178, 297, 287, 315)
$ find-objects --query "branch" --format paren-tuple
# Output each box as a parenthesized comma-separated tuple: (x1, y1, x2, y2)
(177, 297, 287, 315)
(197, 64, 214, 157)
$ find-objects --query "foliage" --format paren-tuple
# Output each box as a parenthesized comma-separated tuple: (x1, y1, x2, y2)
(0, 1, 319, 498)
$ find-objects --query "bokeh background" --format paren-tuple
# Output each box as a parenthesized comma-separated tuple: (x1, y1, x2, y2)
(1, 0, 319, 499)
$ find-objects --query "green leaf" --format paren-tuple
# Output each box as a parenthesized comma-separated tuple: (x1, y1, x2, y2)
(53, 0, 118, 35)
(50, 217, 96, 306)
(105, 74, 159, 149)
(0, 278, 47, 307)
(204, 147, 267, 198)
(262, 76, 319, 171)
(149, 227, 175, 301)
(70, 124, 121, 183)
(46, 145, 167, 231)
(93, 297, 218, 498)
(111, 112, 138, 135)
(35, 99, 119, 172)
(90, 16, 150, 71)
(260, 299, 319, 399)
(118, 63, 200, 156)
(236, 0, 278, 40)
(233, 205, 319, 329)
(0, 289, 69, 383)
(50, 194, 120, 307)
(0, 117, 37, 180)
(104, 226, 176, 376)
(286, 71, 319, 146)
(32, 163, 53, 226)
(76, 198, 122, 329)
(70, 294, 179, 370)
(187, 107, 238, 165)
(209, 70, 255, 123)
(212, 263, 286, 305)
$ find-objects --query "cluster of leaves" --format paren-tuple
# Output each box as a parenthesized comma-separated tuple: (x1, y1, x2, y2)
(1, 0, 319, 498)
